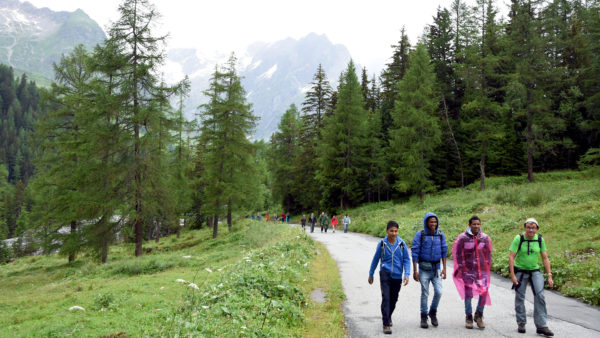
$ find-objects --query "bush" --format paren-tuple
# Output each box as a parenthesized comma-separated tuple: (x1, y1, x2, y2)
(494, 186, 521, 205)
(0, 241, 12, 263)
(94, 292, 115, 310)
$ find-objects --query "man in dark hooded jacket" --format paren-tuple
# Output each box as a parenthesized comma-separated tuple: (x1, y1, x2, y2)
(412, 212, 448, 329)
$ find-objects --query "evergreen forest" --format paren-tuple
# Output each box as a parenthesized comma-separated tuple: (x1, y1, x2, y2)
(1, 0, 600, 264)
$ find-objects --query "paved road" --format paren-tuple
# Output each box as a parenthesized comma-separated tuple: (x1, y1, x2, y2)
(305, 228, 600, 338)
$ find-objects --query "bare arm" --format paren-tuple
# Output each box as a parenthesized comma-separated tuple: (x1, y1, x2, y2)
(541, 251, 554, 287)
(509, 251, 518, 285)
(441, 257, 447, 279)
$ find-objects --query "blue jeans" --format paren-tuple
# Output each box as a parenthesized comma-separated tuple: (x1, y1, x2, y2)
(343, 223, 349, 232)
(419, 264, 443, 314)
(380, 270, 402, 326)
(515, 269, 547, 328)
(465, 296, 485, 315)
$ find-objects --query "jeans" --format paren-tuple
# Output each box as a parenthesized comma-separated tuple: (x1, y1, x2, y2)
(465, 296, 485, 315)
(380, 270, 402, 326)
(515, 270, 547, 328)
(419, 265, 443, 314)
(344, 223, 349, 232)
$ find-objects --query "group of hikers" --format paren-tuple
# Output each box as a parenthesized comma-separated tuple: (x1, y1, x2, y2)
(368, 213, 554, 336)
(299, 212, 351, 233)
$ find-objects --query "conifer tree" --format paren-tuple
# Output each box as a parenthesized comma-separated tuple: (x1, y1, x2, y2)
(389, 45, 441, 202)
(197, 54, 257, 238)
(318, 61, 368, 209)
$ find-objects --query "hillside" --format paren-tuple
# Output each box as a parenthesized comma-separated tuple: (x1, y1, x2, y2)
(348, 169, 600, 306)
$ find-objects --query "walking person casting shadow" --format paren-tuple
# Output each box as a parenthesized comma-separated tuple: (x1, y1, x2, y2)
(368, 221, 411, 335)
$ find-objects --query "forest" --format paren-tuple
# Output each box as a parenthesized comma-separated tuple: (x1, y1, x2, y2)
(1, 0, 599, 263)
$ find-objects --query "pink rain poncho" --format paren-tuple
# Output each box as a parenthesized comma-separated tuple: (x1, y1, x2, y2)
(452, 230, 493, 305)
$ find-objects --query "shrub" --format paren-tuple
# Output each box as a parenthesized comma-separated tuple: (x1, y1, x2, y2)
(94, 292, 115, 310)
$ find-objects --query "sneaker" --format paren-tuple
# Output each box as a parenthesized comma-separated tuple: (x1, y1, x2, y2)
(474, 311, 485, 329)
(465, 314, 474, 329)
(383, 325, 392, 334)
(518, 323, 526, 333)
(420, 313, 429, 328)
(429, 309, 438, 327)
(536, 327, 554, 336)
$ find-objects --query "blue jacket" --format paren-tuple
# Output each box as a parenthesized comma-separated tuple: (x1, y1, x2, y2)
(411, 212, 448, 263)
(369, 237, 411, 279)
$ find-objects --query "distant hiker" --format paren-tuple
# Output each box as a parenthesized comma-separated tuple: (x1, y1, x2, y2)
(280, 212, 286, 223)
(265, 213, 270, 222)
(412, 212, 448, 328)
(331, 215, 338, 233)
(343, 214, 351, 233)
(368, 221, 411, 335)
(301, 214, 307, 231)
(286, 212, 291, 223)
(308, 213, 317, 233)
(509, 218, 554, 337)
(452, 216, 493, 329)
(319, 212, 329, 232)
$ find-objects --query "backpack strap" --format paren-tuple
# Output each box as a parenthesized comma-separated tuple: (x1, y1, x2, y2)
(420, 229, 443, 253)
(517, 233, 543, 255)
(380, 239, 405, 262)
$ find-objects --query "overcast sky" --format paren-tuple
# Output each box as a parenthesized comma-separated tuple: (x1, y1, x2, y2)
(25, 0, 510, 73)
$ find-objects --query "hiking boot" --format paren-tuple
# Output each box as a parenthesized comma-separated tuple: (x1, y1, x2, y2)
(429, 309, 438, 327)
(474, 311, 485, 329)
(383, 325, 392, 334)
(518, 323, 526, 333)
(536, 327, 554, 336)
(389, 319, 392, 327)
(465, 314, 474, 329)
(420, 313, 429, 328)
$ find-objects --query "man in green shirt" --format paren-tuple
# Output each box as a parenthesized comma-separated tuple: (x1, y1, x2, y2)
(508, 218, 554, 337)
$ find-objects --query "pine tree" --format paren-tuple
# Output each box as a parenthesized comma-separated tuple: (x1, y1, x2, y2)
(197, 54, 257, 238)
(389, 45, 441, 202)
(318, 61, 368, 209)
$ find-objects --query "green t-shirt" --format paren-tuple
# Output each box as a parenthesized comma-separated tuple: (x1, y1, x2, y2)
(509, 233, 547, 270)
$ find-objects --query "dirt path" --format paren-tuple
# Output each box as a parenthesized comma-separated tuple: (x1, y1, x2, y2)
(305, 228, 600, 338)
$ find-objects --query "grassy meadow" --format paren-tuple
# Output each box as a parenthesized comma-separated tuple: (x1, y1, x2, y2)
(0, 221, 345, 337)
(348, 169, 600, 306)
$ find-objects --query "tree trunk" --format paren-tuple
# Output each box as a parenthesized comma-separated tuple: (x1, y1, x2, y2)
(480, 153, 486, 192)
(155, 220, 161, 243)
(68, 220, 76, 263)
(227, 199, 232, 231)
(442, 97, 464, 188)
(101, 237, 108, 264)
(212, 214, 219, 239)
(526, 114, 534, 183)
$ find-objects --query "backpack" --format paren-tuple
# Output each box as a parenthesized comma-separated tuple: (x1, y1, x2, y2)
(516, 233, 542, 255)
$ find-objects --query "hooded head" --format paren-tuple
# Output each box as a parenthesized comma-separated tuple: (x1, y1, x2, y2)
(423, 212, 439, 234)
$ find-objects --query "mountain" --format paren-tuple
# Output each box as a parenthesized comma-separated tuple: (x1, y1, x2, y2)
(166, 33, 352, 140)
(0, 0, 106, 79)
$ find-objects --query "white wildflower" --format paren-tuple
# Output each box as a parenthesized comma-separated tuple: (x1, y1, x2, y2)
(205, 268, 213, 273)
(241, 326, 247, 330)
(217, 283, 224, 288)
(183, 255, 192, 259)
(217, 268, 223, 272)
(69, 306, 85, 311)
(160, 287, 165, 290)
(176, 279, 187, 283)
(202, 305, 209, 309)
(188, 283, 199, 290)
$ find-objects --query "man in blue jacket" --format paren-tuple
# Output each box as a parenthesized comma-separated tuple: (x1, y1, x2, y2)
(368, 221, 411, 335)
(412, 212, 448, 328)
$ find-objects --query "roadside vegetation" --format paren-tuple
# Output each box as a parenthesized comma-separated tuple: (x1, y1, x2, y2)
(0, 221, 346, 336)
(349, 169, 600, 306)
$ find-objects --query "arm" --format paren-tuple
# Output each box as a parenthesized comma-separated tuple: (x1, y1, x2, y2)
(441, 257, 447, 279)
(412, 233, 421, 281)
(402, 242, 411, 286)
(541, 251, 554, 288)
(441, 233, 448, 279)
(368, 242, 381, 284)
(509, 251, 518, 285)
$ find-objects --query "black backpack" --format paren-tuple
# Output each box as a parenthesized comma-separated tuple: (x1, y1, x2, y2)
(419, 229, 444, 251)
(516, 233, 543, 255)
(380, 239, 405, 260)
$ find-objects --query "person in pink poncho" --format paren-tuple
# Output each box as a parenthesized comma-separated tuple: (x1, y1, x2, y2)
(452, 215, 493, 330)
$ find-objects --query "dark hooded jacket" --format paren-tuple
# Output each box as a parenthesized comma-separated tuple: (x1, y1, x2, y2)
(411, 212, 448, 263)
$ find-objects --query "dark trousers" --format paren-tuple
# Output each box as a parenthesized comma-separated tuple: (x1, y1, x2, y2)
(380, 270, 402, 326)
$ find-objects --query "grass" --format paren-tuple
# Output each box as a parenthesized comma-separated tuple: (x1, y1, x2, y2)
(348, 169, 600, 306)
(0, 220, 342, 336)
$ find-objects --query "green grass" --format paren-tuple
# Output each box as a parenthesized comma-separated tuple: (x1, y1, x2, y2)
(349, 169, 600, 306)
(0, 220, 320, 336)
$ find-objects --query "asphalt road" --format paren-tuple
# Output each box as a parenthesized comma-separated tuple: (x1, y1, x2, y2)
(305, 228, 600, 338)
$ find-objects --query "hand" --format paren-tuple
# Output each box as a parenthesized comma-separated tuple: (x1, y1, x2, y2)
(511, 275, 519, 286)
(413, 271, 420, 282)
(548, 276, 554, 288)
(453, 269, 462, 279)
(441, 268, 447, 279)
(368, 277, 373, 285)
(403, 277, 409, 286)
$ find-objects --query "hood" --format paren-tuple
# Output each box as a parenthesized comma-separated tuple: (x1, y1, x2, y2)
(423, 212, 439, 235)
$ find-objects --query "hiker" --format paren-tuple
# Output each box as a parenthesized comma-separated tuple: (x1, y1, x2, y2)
(368, 221, 411, 335)
(412, 212, 448, 328)
(319, 212, 329, 232)
(301, 214, 307, 231)
(509, 218, 554, 337)
(308, 213, 317, 233)
(331, 215, 338, 233)
(343, 214, 351, 233)
(286, 212, 291, 223)
(265, 213, 270, 222)
(452, 216, 493, 329)
(280, 212, 286, 223)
